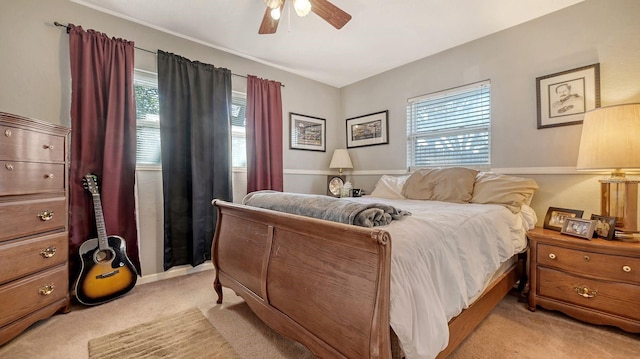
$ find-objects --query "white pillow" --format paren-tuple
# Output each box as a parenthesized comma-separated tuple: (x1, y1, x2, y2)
(471, 172, 539, 213)
(402, 167, 479, 203)
(370, 175, 410, 199)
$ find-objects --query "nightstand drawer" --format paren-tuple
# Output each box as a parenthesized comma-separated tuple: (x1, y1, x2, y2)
(537, 243, 640, 285)
(538, 267, 640, 321)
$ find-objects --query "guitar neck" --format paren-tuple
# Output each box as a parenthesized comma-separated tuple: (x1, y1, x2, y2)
(91, 193, 109, 250)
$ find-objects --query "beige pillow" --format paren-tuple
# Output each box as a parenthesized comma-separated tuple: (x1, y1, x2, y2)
(370, 174, 410, 199)
(402, 167, 479, 203)
(471, 172, 539, 213)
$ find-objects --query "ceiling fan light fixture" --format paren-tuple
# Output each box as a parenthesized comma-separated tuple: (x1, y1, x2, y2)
(264, 0, 283, 9)
(270, 7, 281, 20)
(293, 0, 312, 17)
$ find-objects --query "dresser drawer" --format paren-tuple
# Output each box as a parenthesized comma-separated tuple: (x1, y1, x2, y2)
(0, 162, 65, 196)
(0, 125, 65, 163)
(0, 197, 67, 242)
(0, 232, 68, 284)
(0, 264, 68, 325)
(538, 267, 640, 321)
(537, 243, 640, 285)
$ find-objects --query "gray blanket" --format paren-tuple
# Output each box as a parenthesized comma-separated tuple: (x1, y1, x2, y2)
(242, 191, 411, 227)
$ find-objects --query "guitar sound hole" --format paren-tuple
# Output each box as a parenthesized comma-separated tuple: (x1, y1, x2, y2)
(95, 250, 114, 263)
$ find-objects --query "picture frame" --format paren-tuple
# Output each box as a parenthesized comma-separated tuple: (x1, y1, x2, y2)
(536, 63, 600, 129)
(543, 207, 584, 232)
(561, 218, 596, 240)
(289, 113, 326, 152)
(590, 214, 617, 240)
(346, 110, 389, 148)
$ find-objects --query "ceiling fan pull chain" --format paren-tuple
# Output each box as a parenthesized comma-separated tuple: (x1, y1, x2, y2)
(287, 2, 291, 32)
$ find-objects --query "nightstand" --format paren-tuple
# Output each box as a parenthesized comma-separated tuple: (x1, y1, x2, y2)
(527, 227, 640, 333)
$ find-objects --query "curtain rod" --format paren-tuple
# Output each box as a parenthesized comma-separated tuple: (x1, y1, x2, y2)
(54, 22, 284, 87)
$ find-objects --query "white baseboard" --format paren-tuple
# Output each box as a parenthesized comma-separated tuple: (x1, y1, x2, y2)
(137, 261, 214, 285)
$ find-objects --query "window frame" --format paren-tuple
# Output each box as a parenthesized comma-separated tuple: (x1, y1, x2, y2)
(134, 69, 161, 169)
(406, 80, 491, 171)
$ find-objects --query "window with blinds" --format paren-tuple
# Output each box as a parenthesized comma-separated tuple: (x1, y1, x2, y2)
(230, 94, 247, 168)
(134, 70, 161, 165)
(406, 80, 491, 170)
(134, 69, 247, 168)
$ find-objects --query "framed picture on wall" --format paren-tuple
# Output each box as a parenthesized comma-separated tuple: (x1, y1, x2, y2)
(346, 110, 389, 148)
(536, 63, 600, 129)
(289, 113, 326, 152)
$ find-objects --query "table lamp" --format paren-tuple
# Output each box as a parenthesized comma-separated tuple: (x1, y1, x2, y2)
(327, 149, 353, 196)
(576, 103, 640, 233)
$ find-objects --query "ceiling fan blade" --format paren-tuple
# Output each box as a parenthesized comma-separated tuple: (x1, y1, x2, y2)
(259, 1, 284, 34)
(310, 0, 352, 29)
(258, 7, 278, 34)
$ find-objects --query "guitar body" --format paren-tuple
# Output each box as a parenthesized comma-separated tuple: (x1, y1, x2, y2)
(75, 173, 138, 306)
(75, 235, 137, 305)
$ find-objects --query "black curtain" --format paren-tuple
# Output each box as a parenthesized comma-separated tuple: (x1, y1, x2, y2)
(157, 50, 232, 270)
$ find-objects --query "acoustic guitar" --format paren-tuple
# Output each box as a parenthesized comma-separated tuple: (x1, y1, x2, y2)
(74, 173, 138, 305)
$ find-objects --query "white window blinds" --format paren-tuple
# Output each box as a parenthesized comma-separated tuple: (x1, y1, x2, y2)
(230, 93, 247, 168)
(406, 81, 491, 170)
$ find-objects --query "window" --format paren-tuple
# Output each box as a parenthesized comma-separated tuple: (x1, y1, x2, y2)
(230, 93, 247, 168)
(406, 81, 491, 170)
(134, 70, 161, 165)
(133, 69, 247, 168)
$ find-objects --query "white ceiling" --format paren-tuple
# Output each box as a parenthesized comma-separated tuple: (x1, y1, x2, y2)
(71, 0, 584, 88)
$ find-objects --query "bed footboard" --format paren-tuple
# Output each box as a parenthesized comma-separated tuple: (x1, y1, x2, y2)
(211, 199, 392, 359)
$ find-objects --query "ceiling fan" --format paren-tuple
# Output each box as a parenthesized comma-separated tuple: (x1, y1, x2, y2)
(259, 0, 352, 34)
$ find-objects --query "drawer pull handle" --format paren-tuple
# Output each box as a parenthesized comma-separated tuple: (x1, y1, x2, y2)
(40, 247, 57, 258)
(548, 253, 556, 260)
(4, 129, 11, 137)
(5, 163, 13, 171)
(623, 265, 632, 273)
(45, 173, 55, 179)
(575, 286, 597, 298)
(37, 210, 54, 221)
(39, 284, 55, 296)
(43, 144, 54, 150)
(584, 255, 590, 262)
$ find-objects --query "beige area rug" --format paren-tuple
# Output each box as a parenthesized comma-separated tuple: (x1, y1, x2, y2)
(88, 308, 240, 359)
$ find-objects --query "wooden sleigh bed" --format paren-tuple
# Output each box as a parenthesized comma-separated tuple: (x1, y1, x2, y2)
(211, 170, 537, 358)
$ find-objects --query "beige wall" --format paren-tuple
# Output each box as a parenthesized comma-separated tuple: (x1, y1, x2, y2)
(341, 0, 640, 228)
(0, 0, 341, 278)
(1, 0, 638, 279)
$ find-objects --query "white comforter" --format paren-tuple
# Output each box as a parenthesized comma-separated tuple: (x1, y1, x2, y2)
(349, 197, 537, 359)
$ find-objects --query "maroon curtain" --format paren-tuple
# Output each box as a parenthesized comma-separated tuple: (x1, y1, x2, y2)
(68, 24, 140, 278)
(246, 75, 284, 193)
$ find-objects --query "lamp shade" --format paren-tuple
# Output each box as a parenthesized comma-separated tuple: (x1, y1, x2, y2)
(329, 149, 353, 170)
(576, 103, 640, 171)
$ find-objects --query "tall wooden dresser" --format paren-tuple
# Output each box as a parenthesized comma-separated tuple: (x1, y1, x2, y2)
(0, 112, 70, 345)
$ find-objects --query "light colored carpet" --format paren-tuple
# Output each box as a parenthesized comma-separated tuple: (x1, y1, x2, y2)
(88, 308, 239, 358)
(0, 269, 638, 358)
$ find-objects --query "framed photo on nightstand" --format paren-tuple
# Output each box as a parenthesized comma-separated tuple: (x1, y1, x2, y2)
(561, 218, 596, 240)
(590, 214, 617, 240)
(543, 207, 584, 232)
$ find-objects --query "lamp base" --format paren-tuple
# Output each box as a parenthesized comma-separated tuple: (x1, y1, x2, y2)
(600, 177, 639, 233)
